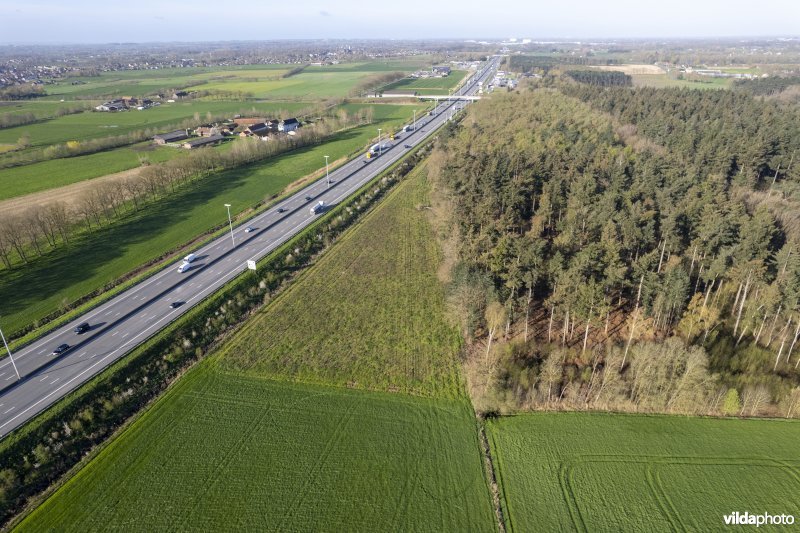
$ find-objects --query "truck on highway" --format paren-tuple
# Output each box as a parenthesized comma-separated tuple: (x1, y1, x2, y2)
(177, 262, 191, 273)
(184, 253, 197, 263)
(310, 200, 326, 215)
(366, 142, 392, 159)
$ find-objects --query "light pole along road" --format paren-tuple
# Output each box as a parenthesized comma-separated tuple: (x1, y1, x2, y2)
(0, 56, 502, 439)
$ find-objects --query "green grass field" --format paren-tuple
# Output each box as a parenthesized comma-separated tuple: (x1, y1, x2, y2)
(16, 159, 496, 532)
(16, 364, 494, 532)
(631, 73, 733, 89)
(219, 163, 463, 397)
(41, 65, 292, 99)
(487, 412, 800, 532)
(41, 60, 434, 101)
(0, 101, 308, 148)
(382, 70, 468, 95)
(0, 104, 413, 335)
(0, 143, 178, 201)
(0, 100, 87, 119)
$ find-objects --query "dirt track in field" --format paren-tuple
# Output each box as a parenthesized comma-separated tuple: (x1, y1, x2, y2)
(0, 167, 144, 218)
(592, 64, 665, 75)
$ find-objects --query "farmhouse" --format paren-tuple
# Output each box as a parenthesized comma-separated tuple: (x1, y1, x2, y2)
(182, 134, 225, 149)
(95, 98, 127, 112)
(432, 65, 451, 76)
(238, 122, 270, 138)
(278, 118, 299, 132)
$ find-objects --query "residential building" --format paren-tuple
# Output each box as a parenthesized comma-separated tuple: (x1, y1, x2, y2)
(278, 118, 299, 132)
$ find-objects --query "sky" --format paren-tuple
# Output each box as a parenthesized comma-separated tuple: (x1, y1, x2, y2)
(0, 0, 798, 44)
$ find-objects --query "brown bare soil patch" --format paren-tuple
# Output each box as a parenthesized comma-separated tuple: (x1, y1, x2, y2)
(0, 167, 145, 218)
(592, 64, 665, 75)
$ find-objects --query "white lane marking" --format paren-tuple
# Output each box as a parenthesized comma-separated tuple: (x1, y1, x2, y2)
(39, 375, 49, 382)
(122, 333, 129, 338)
(4, 376, 13, 382)
(111, 332, 118, 337)
(105, 310, 112, 316)
(3, 407, 13, 414)
(115, 312, 121, 316)
(78, 351, 86, 358)
(50, 378, 60, 385)
(0, 372, 4, 378)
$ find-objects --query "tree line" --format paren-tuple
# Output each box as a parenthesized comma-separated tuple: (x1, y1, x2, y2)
(0, 84, 46, 100)
(431, 87, 800, 417)
(565, 70, 632, 87)
(0, 103, 93, 130)
(349, 71, 405, 97)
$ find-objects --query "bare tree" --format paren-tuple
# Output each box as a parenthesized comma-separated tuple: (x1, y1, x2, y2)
(21, 209, 44, 256)
(484, 301, 507, 362)
(0, 220, 14, 267)
(45, 202, 72, 244)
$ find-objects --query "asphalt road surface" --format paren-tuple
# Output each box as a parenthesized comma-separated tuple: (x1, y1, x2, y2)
(0, 56, 501, 438)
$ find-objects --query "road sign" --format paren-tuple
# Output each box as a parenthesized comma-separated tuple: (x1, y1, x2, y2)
(247, 260, 257, 271)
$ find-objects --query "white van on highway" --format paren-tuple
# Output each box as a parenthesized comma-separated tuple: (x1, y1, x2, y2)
(177, 262, 191, 273)
(184, 253, 197, 263)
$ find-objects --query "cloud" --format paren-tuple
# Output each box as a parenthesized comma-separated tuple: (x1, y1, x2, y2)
(319, 10, 331, 16)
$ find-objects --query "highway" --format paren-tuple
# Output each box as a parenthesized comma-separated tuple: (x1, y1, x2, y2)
(0, 56, 501, 438)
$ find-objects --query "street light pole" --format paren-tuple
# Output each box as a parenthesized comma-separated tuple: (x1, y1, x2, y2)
(324, 155, 330, 188)
(224, 203, 235, 248)
(0, 322, 20, 381)
(377, 128, 382, 156)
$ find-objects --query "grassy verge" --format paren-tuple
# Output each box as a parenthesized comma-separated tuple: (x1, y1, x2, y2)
(487, 412, 800, 532)
(0, 104, 413, 336)
(220, 163, 464, 397)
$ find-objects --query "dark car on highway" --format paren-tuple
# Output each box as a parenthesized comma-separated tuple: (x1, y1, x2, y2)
(51, 343, 70, 356)
(277, 207, 286, 213)
(305, 195, 312, 201)
(73, 322, 90, 334)
(169, 301, 183, 309)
